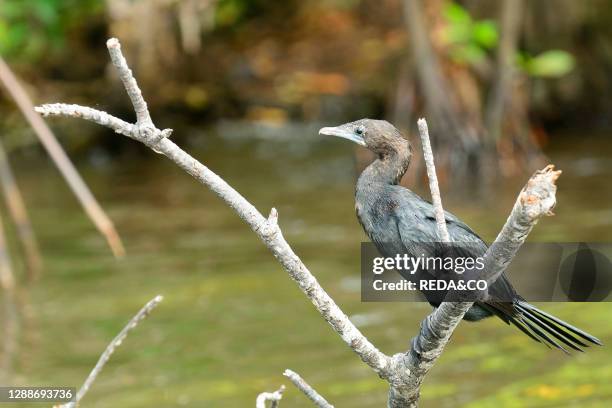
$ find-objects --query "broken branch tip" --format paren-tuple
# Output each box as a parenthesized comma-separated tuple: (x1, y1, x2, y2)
(106, 38, 120, 49)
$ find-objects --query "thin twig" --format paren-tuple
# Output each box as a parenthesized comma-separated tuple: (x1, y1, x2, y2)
(0, 137, 42, 280)
(61, 295, 163, 408)
(284, 369, 334, 408)
(417, 118, 449, 241)
(106, 38, 152, 126)
(256, 385, 285, 408)
(36, 104, 135, 139)
(0, 57, 125, 258)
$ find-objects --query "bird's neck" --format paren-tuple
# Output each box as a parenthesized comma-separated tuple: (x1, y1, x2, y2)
(360, 149, 411, 186)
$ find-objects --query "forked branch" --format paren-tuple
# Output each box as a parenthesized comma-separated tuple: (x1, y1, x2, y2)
(36, 37, 390, 379)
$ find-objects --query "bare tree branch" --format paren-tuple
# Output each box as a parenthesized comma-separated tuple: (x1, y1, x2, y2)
(0, 137, 42, 280)
(0, 57, 125, 258)
(61, 295, 163, 408)
(37, 38, 560, 407)
(36, 104, 136, 139)
(107, 38, 152, 126)
(256, 384, 285, 408)
(284, 369, 334, 408)
(36, 37, 391, 378)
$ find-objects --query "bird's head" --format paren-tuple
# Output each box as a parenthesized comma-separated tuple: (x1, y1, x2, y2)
(319, 119, 410, 157)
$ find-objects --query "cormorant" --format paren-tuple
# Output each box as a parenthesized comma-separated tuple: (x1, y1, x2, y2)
(319, 118, 602, 352)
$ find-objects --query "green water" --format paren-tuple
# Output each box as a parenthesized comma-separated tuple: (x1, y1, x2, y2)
(1, 128, 611, 407)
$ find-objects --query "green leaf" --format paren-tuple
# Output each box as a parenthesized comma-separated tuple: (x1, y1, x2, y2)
(526, 50, 575, 78)
(215, 0, 247, 27)
(443, 2, 472, 25)
(472, 20, 498, 48)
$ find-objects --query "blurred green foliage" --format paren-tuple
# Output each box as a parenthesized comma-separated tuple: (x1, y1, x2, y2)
(214, 0, 290, 29)
(442, 2, 574, 78)
(519, 50, 576, 78)
(215, 0, 251, 27)
(0, 0, 102, 61)
(442, 2, 498, 63)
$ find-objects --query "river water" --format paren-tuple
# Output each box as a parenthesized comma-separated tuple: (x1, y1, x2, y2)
(1, 126, 611, 407)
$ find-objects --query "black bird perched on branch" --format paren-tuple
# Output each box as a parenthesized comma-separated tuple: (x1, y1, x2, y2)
(319, 119, 602, 353)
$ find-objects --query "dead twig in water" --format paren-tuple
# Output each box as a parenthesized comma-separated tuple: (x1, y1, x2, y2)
(0, 57, 125, 258)
(60, 295, 163, 408)
(284, 369, 333, 408)
(0, 137, 42, 280)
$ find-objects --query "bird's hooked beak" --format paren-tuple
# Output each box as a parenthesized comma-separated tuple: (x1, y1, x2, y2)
(319, 125, 366, 147)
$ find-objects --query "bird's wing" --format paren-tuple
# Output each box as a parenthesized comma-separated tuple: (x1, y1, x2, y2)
(390, 187, 518, 302)
(389, 187, 485, 245)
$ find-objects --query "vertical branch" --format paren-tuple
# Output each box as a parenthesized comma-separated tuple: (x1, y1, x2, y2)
(486, 0, 524, 141)
(0, 212, 15, 291)
(0, 212, 18, 383)
(62, 295, 163, 408)
(403, 0, 476, 151)
(283, 369, 334, 408)
(385, 118, 458, 407)
(417, 118, 450, 242)
(106, 38, 152, 126)
(0, 138, 42, 280)
(0, 57, 125, 258)
(178, 0, 203, 55)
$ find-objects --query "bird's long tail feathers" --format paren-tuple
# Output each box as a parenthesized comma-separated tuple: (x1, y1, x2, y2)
(483, 301, 603, 354)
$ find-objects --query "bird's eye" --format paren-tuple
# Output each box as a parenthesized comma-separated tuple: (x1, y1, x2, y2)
(355, 127, 364, 135)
